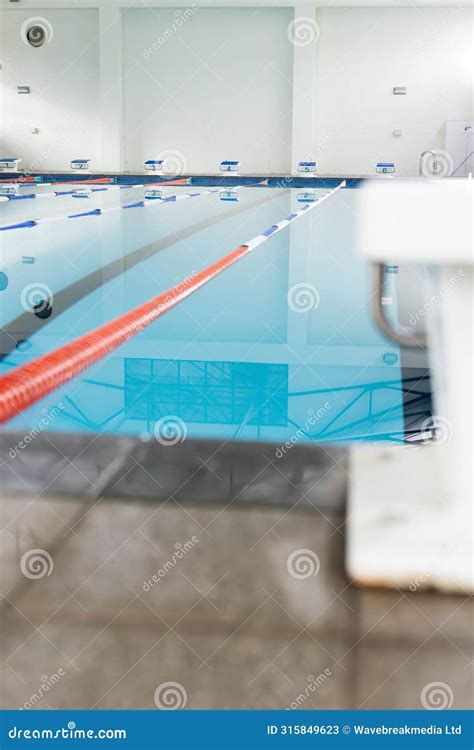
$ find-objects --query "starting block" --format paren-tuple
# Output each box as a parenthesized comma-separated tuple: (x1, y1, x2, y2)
(376, 162, 395, 174)
(220, 160, 240, 175)
(219, 189, 239, 202)
(0, 157, 21, 172)
(0, 183, 21, 195)
(144, 188, 163, 200)
(297, 161, 317, 174)
(297, 190, 318, 203)
(72, 188, 92, 198)
(71, 159, 91, 172)
(144, 160, 164, 172)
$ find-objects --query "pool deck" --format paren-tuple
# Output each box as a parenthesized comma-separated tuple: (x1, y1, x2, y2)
(0, 430, 347, 510)
(1, 473, 471, 710)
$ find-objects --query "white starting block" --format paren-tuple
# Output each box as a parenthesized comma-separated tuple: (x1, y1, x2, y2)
(220, 160, 240, 175)
(219, 189, 239, 202)
(297, 190, 317, 203)
(375, 162, 395, 174)
(349, 177, 473, 594)
(71, 159, 91, 172)
(0, 157, 21, 172)
(72, 188, 92, 198)
(297, 161, 317, 174)
(144, 188, 163, 200)
(0, 183, 21, 196)
(144, 160, 164, 173)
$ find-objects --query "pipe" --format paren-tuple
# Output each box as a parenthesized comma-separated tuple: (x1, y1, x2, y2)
(371, 262, 426, 348)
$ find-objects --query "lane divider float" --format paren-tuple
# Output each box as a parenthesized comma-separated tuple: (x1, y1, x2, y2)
(0, 187, 220, 232)
(0, 176, 36, 183)
(0, 181, 268, 232)
(0, 176, 191, 186)
(0, 181, 345, 423)
(2, 178, 191, 202)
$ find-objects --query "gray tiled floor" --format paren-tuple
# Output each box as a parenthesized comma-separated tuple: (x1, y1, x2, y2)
(355, 641, 472, 710)
(0, 492, 472, 710)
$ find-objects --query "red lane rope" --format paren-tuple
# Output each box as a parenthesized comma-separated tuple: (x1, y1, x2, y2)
(49, 178, 190, 186)
(0, 244, 250, 424)
(0, 176, 35, 183)
(61, 177, 113, 184)
(145, 178, 190, 186)
(0, 177, 189, 186)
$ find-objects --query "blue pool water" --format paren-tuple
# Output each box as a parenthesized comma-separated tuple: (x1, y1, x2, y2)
(0, 180, 431, 444)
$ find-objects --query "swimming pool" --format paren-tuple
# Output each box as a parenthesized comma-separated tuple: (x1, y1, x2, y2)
(0, 177, 431, 450)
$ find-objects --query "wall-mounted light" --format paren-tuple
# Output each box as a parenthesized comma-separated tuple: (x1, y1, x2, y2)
(21, 17, 54, 47)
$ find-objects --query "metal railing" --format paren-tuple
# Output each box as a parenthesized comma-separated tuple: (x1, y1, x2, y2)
(371, 262, 427, 348)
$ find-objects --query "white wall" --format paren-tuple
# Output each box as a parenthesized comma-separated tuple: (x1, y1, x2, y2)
(0, 4, 472, 175)
(0, 9, 100, 172)
(122, 7, 294, 174)
(313, 6, 474, 175)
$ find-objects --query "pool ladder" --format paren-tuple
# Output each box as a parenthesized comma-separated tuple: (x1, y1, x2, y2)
(371, 151, 438, 349)
(372, 264, 427, 349)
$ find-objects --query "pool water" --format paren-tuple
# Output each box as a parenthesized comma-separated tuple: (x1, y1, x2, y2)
(0, 180, 431, 444)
